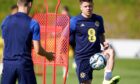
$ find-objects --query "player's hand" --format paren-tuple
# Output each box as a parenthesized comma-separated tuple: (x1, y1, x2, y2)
(103, 41, 110, 50)
(46, 52, 55, 61)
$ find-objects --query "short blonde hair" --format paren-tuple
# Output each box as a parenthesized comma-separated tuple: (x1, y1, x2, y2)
(79, 0, 93, 4)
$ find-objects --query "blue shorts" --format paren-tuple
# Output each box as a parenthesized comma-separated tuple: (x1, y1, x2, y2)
(1, 59, 37, 84)
(76, 59, 93, 83)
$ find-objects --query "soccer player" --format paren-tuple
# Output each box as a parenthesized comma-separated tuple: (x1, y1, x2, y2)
(1, 0, 54, 84)
(70, 0, 120, 84)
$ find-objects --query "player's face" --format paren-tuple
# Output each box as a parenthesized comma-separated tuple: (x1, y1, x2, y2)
(80, 2, 93, 17)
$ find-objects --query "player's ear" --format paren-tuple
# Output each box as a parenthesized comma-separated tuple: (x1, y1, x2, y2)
(80, 5, 82, 11)
(17, 2, 19, 7)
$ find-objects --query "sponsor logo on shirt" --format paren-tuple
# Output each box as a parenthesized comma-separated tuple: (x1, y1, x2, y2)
(80, 23, 85, 27)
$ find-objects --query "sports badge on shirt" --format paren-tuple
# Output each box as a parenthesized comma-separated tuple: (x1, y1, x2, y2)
(95, 21, 100, 27)
(80, 72, 86, 78)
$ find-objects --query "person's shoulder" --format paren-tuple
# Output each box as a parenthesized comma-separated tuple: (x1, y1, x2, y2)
(31, 19, 39, 26)
(1, 15, 12, 26)
(3, 15, 12, 20)
(70, 15, 81, 22)
(71, 16, 76, 20)
(75, 14, 83, 19)
(29, 18, 40, 30)
(92, 13, 103, 20)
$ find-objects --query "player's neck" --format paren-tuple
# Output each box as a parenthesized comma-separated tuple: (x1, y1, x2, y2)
(81, 13, 92, 18)
(18, 6, 29, 14)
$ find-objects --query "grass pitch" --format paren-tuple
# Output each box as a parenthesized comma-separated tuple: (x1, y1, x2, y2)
(0, 58, 140, 84)
(35, 58, 140, 84)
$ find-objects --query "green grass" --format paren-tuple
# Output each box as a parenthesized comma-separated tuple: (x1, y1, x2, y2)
(35, 58, 140, 84)
(0, 0, 140, 38)
(0, 58, 140, 84)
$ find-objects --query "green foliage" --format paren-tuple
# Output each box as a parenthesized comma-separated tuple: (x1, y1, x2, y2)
(0, 0, 17, 21)
(0, 0, 140, 38)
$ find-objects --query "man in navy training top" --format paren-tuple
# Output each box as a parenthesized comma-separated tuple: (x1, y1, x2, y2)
(70, 0, 120, 84)
(1, 0, 54, 84)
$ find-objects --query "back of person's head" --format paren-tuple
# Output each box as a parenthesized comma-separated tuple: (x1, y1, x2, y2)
(62, 6, 69, 12)
(61, 6, 70, 15)
(17, 0, 33, 6)
(79, 0, 93, 3)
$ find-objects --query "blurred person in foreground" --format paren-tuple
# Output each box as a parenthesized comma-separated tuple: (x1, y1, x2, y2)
(70, 0, 120, 84)
(1, 0, 54, 84)
(0, 4, 18, 76)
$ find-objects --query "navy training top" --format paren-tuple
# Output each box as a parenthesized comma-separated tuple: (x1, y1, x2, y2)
(70, 14, 105, 60)
(1, 12, 40, 60)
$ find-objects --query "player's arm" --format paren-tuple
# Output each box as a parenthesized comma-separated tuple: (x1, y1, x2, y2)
(69, 17, 76, 47)
(33, 40, 54, 61)
(98, 16, 109, 50)
(1, 16, 10, 39)
(100, 33, 105, 45)
(31, 20, 54, 61)
(99, 34, 109, 50)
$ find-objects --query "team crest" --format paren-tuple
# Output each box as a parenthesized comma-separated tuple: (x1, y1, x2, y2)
(80, 72, 86, 78)
(95, 21, 100, 27)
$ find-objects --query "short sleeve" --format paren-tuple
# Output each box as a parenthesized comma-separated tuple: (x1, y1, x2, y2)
(98, 16, 105, 34)
(30, 19, 40, 40)
(1, 16, 10, 38)
(70, 17, 77, 34)
(70, 17, 77, 46)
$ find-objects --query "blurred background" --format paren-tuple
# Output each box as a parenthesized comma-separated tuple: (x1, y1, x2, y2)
(0, 0, 140, 84)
